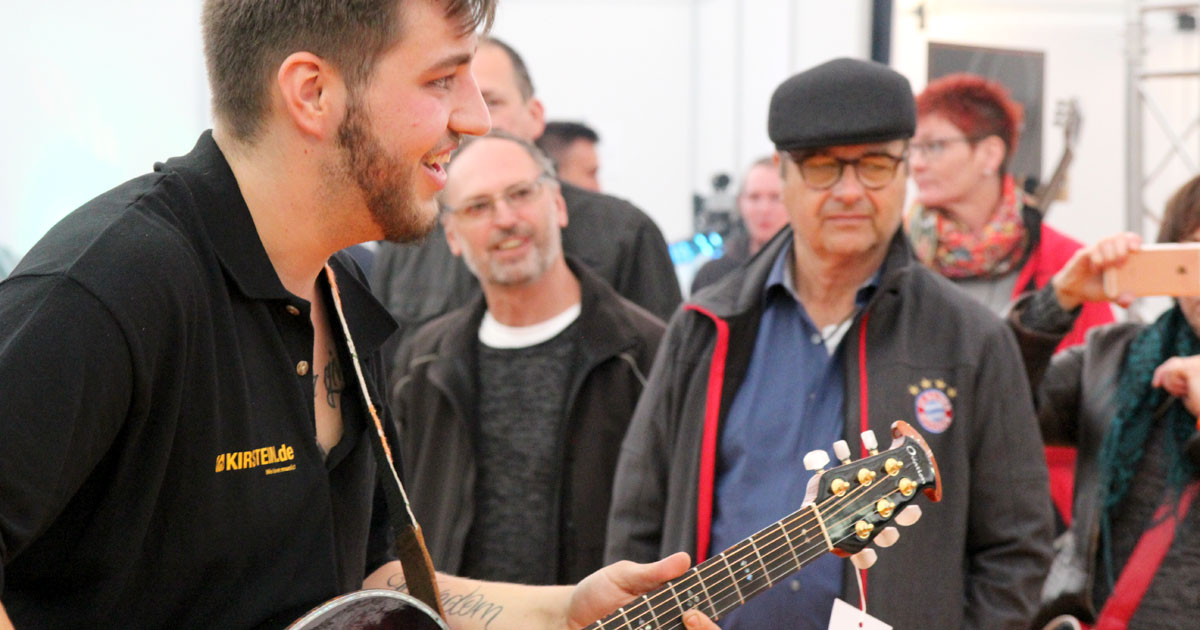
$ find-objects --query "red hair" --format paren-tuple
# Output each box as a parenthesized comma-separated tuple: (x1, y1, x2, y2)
(916, 73, 1024, 159)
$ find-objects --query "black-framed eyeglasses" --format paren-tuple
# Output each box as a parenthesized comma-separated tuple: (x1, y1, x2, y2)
(447, 173, 553, 220)
(787, 151, 907, 190)
(909, 136, 978, 160)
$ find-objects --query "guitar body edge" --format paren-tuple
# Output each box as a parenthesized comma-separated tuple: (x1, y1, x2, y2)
(286, 589, 449, 630)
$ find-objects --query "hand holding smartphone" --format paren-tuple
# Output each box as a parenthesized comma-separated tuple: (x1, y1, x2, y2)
(1103, 243, 1200, 299)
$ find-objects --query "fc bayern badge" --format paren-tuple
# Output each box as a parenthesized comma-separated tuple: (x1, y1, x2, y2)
(909, 378, 956, 434)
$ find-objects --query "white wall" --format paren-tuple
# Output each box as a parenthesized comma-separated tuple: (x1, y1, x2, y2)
(0, 0, 872, 263)
(487, 0, 871, 242)
(10, 1, 1180, 266)
(0, 1, 210, 260)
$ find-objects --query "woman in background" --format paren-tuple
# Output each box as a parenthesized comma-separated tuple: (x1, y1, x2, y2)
(907, 73, 1114, 529)
(1011, 174, 1200, 630)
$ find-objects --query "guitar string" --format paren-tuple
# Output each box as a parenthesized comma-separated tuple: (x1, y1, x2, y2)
(594, 477, 891, 629)
(596, 445, 929, 627)
(672, 477, 900, 622)
(593, 464, 918, 629)
(618, 477, 899, 628)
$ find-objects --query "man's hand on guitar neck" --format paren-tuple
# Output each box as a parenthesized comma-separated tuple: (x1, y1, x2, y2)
(364, 554, 718, 630)
(566, 552, 716, 630)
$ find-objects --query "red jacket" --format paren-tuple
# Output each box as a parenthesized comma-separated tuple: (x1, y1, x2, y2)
(1016, 222, 1116, 526)
(1015, 223, 1115, 350)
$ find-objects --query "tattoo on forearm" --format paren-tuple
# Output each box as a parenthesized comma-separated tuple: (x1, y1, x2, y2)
(322, 349, 345, 408)
(386, 575, 504, 630)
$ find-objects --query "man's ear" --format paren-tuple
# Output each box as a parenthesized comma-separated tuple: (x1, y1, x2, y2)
(276, 51, 345, 140)
(443, 214, 464, 257)
(553, 188, 568, 228)
(527, 97, 547, 139)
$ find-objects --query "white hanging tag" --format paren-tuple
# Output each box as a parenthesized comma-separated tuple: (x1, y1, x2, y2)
(827, 598, 891, 630)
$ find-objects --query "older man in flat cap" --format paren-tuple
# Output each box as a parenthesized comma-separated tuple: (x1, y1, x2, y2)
(604, 58, 1053, 630)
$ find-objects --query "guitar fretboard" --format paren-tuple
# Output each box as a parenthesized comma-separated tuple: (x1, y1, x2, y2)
(590, 499, 864, 629)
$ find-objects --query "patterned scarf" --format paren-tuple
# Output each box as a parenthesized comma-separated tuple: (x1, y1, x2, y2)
(906, 175, 1030, 279)
(1098, 304, 1200, 589)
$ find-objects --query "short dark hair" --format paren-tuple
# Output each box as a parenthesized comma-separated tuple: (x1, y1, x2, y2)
(536, 121, 599, 164)
(202, 0, 496, 143)
(1158, 173, 1200, 244)
(480, 36, 535, 100)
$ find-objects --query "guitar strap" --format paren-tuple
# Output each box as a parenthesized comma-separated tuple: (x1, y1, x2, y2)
(324, 264, 446, 618)
(1093, 480, 1200, 630)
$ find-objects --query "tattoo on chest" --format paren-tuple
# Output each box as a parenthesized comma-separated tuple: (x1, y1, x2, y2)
(316, 349, 345, 409)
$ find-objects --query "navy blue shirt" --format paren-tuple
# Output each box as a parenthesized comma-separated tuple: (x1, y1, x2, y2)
(710, 236, 876, 630)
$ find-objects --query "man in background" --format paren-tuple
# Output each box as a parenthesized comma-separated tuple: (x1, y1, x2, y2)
(392, 132, 663, 587)
(537, 120, 602, 192)
(691, 156, 790, 292)
(371, 36, 681, 365)
(606, 58, 1053, 630)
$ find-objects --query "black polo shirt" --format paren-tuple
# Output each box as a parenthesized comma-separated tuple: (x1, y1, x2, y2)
(0, 132, 399, 628)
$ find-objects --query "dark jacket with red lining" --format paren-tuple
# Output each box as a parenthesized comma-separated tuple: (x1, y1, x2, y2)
(605, 227, 1054, 630)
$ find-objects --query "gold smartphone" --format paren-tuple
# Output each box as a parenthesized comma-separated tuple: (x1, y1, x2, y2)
(1103, 243, 1200, 298)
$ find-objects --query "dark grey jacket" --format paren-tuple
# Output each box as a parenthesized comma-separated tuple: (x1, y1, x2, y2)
(371, 181, 681, 374)
(605, 227, 1054, 630)
(390, 259, 665, 584)
(1009, 292, 1142, 627)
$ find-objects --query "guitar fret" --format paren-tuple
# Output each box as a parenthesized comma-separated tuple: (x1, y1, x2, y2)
(720, 552, 745, 605)
(807, 503, 835, 552)
(666, 567, 714, 622)
(778, 520, 803, 572)
(642, 594, 661, 629)
(694, 567, 716, 614)
(748, 533, 773, 588)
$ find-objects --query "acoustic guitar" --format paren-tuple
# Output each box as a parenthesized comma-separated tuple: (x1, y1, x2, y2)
(289, 421, 942, 630)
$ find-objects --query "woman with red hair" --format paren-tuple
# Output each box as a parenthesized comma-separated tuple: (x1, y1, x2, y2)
(907, 73, 1114, 529)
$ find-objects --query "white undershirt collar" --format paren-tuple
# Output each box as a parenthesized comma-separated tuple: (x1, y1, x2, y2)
(478, 302, 582, 349)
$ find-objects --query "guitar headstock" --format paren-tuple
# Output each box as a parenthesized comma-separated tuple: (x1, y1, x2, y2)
(807, 421, 941, 557)
(1054, 98, 1082, 152)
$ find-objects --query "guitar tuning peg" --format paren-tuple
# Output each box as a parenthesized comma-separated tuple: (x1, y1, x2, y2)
(803, 449, 830, 472)
(850, 548, 877, 570)
(832, 440, 852, 464)
(861, 429, 879, 455)
(895, 505, 922, 527)
(874, 526, 900, 548)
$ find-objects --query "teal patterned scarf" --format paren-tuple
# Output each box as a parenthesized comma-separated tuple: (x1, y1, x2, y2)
(1098, 304, 1200, 590)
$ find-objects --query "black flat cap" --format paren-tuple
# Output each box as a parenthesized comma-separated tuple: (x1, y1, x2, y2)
(768, 57, 915, 151)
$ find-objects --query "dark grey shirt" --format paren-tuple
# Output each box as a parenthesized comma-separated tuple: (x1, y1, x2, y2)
(1096, 416, 1200, 628)
(460, 324, 579, 584)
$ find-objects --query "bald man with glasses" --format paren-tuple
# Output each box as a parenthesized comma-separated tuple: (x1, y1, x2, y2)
(605, 58, 1053, 630)
(389, 131, 665, 588)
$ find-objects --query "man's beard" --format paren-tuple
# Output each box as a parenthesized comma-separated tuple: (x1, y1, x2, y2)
(336, 98, 436, 243)
(459, 207, 562, 287)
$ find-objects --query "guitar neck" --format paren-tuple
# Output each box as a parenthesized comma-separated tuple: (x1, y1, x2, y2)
(1034, 147, 1073, 214)
(587, 425, 940, 629)
(587, 503, 834, 629)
